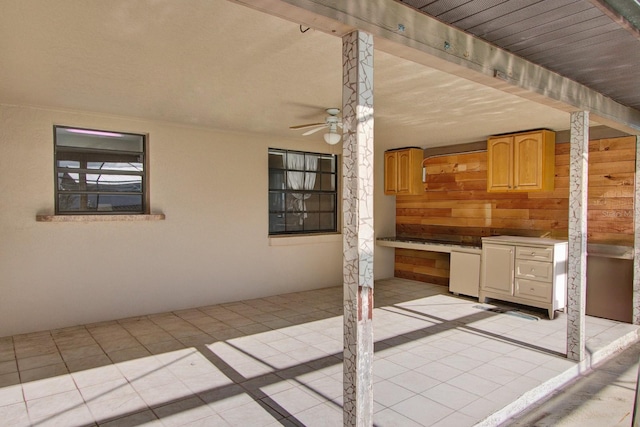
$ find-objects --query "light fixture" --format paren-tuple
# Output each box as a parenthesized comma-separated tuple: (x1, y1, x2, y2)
(323, 124, 341, 145)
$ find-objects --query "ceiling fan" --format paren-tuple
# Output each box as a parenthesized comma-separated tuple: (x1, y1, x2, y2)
(290, 108, 343, 144)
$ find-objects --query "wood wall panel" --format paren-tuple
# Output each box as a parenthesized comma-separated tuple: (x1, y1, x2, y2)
(393, 136, 635, 286)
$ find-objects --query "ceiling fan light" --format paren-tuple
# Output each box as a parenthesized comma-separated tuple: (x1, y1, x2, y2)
(324, 132, 341, 145)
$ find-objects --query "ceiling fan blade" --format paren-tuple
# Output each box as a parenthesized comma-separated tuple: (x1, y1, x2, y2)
(289, 122, 324, 130)
(302, 126, 327, 136)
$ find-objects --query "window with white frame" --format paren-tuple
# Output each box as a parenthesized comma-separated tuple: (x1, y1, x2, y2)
(268, 149, 337, 235)
(54, 126, 146, 214)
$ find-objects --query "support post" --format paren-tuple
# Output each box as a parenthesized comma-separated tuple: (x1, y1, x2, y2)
(342, 30, 375, 426)
(634, 135, 640, 325)
(567, 111, 589, 361)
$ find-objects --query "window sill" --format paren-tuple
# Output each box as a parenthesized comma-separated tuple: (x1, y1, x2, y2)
(269, 233, 342, 246)
(36, 213, 166, 222)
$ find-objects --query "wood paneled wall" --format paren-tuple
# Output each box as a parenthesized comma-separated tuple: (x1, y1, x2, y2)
(394, 136, 635, 285)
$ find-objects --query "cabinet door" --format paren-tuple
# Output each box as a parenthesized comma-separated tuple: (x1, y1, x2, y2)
(487, 136, 513, 192)
(397, 150, 413, 194)
(482, 243, 514, 296)
(513, 133, 543, 191)
(450, 251, 480, 297)
(384, 151, 397, 194)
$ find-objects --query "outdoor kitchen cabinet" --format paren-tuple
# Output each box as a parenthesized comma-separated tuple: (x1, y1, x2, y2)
(479, 236, 567, 319)
(487, 129, 555, 192)
(384, 148, 423, 195)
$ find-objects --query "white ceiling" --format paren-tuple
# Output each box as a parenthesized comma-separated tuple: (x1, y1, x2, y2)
(0, 0, 576, 150)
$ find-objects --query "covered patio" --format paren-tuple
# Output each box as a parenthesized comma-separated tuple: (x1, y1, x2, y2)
(1, 278, 637, 426)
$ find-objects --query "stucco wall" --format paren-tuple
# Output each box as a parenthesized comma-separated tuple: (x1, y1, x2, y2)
(0, 104, 395, 336)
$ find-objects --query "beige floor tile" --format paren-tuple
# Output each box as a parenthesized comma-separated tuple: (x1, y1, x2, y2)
(135, 330, 176, 345)
(179, 413, 231, 427)
(291, 401, 343, 427)
(267, 386, 324, 416)
(0, 371, 20, 387)
(373, 380, 415, 408)
(144, 339, 185, 355)
(431, 411, 479, 427)
(0, 402, 30, 427)
(0, 359, 17, 375)
(60, 343, 106, 362)
(421, 382, 481, 411)
(373, 407, 424, 427)
(128, 368, 181, 391)
(218, 399, 283, 427)
(108, 345, 152, 363)
(178, 334, 216, 347)
(446, 372, 502, 397)
(179, 371, 236, 394)
(17, 352, 64, 371)
(0, 383, 23, 407)
(200, 384, 254, 413)
(86, 392, 148, 424)
(72, 364, 125, 389)
(19, 362, 69, 382)
(151, 396, 216, 427)
(391, 394, 454, 426)
(29, 404, 96, 427)
(387, 370, 440, 394)
(79, 377, 137, 402)
(66, 353, 114, 373)
(26, 388, 85, 420)
(22, 374, 76, 401)
(98, 336, 141, 354)
(135, 381, 194, 408)
(98, 409, 162, 426)
(0, 349, 15, 363)
(55, 335, 99, 350)
(14, 342, 58, 359)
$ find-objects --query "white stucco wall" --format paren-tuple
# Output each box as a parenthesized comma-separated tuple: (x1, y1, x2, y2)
(0, 104, 395, 336)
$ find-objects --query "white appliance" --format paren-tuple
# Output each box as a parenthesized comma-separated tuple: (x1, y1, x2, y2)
(449, 251, 481, 298)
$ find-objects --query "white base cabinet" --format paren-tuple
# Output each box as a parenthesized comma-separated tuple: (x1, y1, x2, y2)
(479, 236, 568, 319)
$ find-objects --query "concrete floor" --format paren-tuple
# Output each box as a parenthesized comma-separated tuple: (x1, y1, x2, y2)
(0, 278, 638, 426)
(502, 341, 640, 427)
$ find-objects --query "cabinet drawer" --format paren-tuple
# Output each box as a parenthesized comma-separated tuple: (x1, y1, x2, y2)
(515, 278, 551, 303)
(516, 246, 552, 262)
(515, 260, 553, 281)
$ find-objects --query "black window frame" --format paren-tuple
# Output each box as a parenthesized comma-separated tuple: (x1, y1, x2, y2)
(54, 125, 147, 215)
(268, 148, 338, 236)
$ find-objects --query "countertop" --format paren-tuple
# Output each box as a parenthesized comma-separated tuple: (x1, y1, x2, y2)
(376, 237, 482, 254)
(377, 236, 634, 260)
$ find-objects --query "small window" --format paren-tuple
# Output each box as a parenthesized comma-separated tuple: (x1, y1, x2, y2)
(54, 126, 146, 214)
(269, 148, 338, 235)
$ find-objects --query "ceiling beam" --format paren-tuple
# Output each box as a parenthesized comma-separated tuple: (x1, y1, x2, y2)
(229, 0, 640, 134)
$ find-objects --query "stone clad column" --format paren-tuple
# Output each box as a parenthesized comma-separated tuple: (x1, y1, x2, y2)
(567, 111, 589, 361)
(634, 135, 640, 325)
(342, 30, 374, 426)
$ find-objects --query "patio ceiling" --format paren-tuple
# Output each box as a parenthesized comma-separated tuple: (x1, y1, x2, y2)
(399, 0, 640, 112)
(0, 0, 637, 151)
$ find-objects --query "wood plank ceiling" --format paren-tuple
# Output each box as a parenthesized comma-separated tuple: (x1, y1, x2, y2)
(398, 0, 640, 112)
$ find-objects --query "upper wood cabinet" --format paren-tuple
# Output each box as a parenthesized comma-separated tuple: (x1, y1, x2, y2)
(384, 148, 423, 195)
(487, 130, 555, 192)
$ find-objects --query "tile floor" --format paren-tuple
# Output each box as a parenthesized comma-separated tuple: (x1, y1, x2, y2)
(0, 278, 637, 427)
